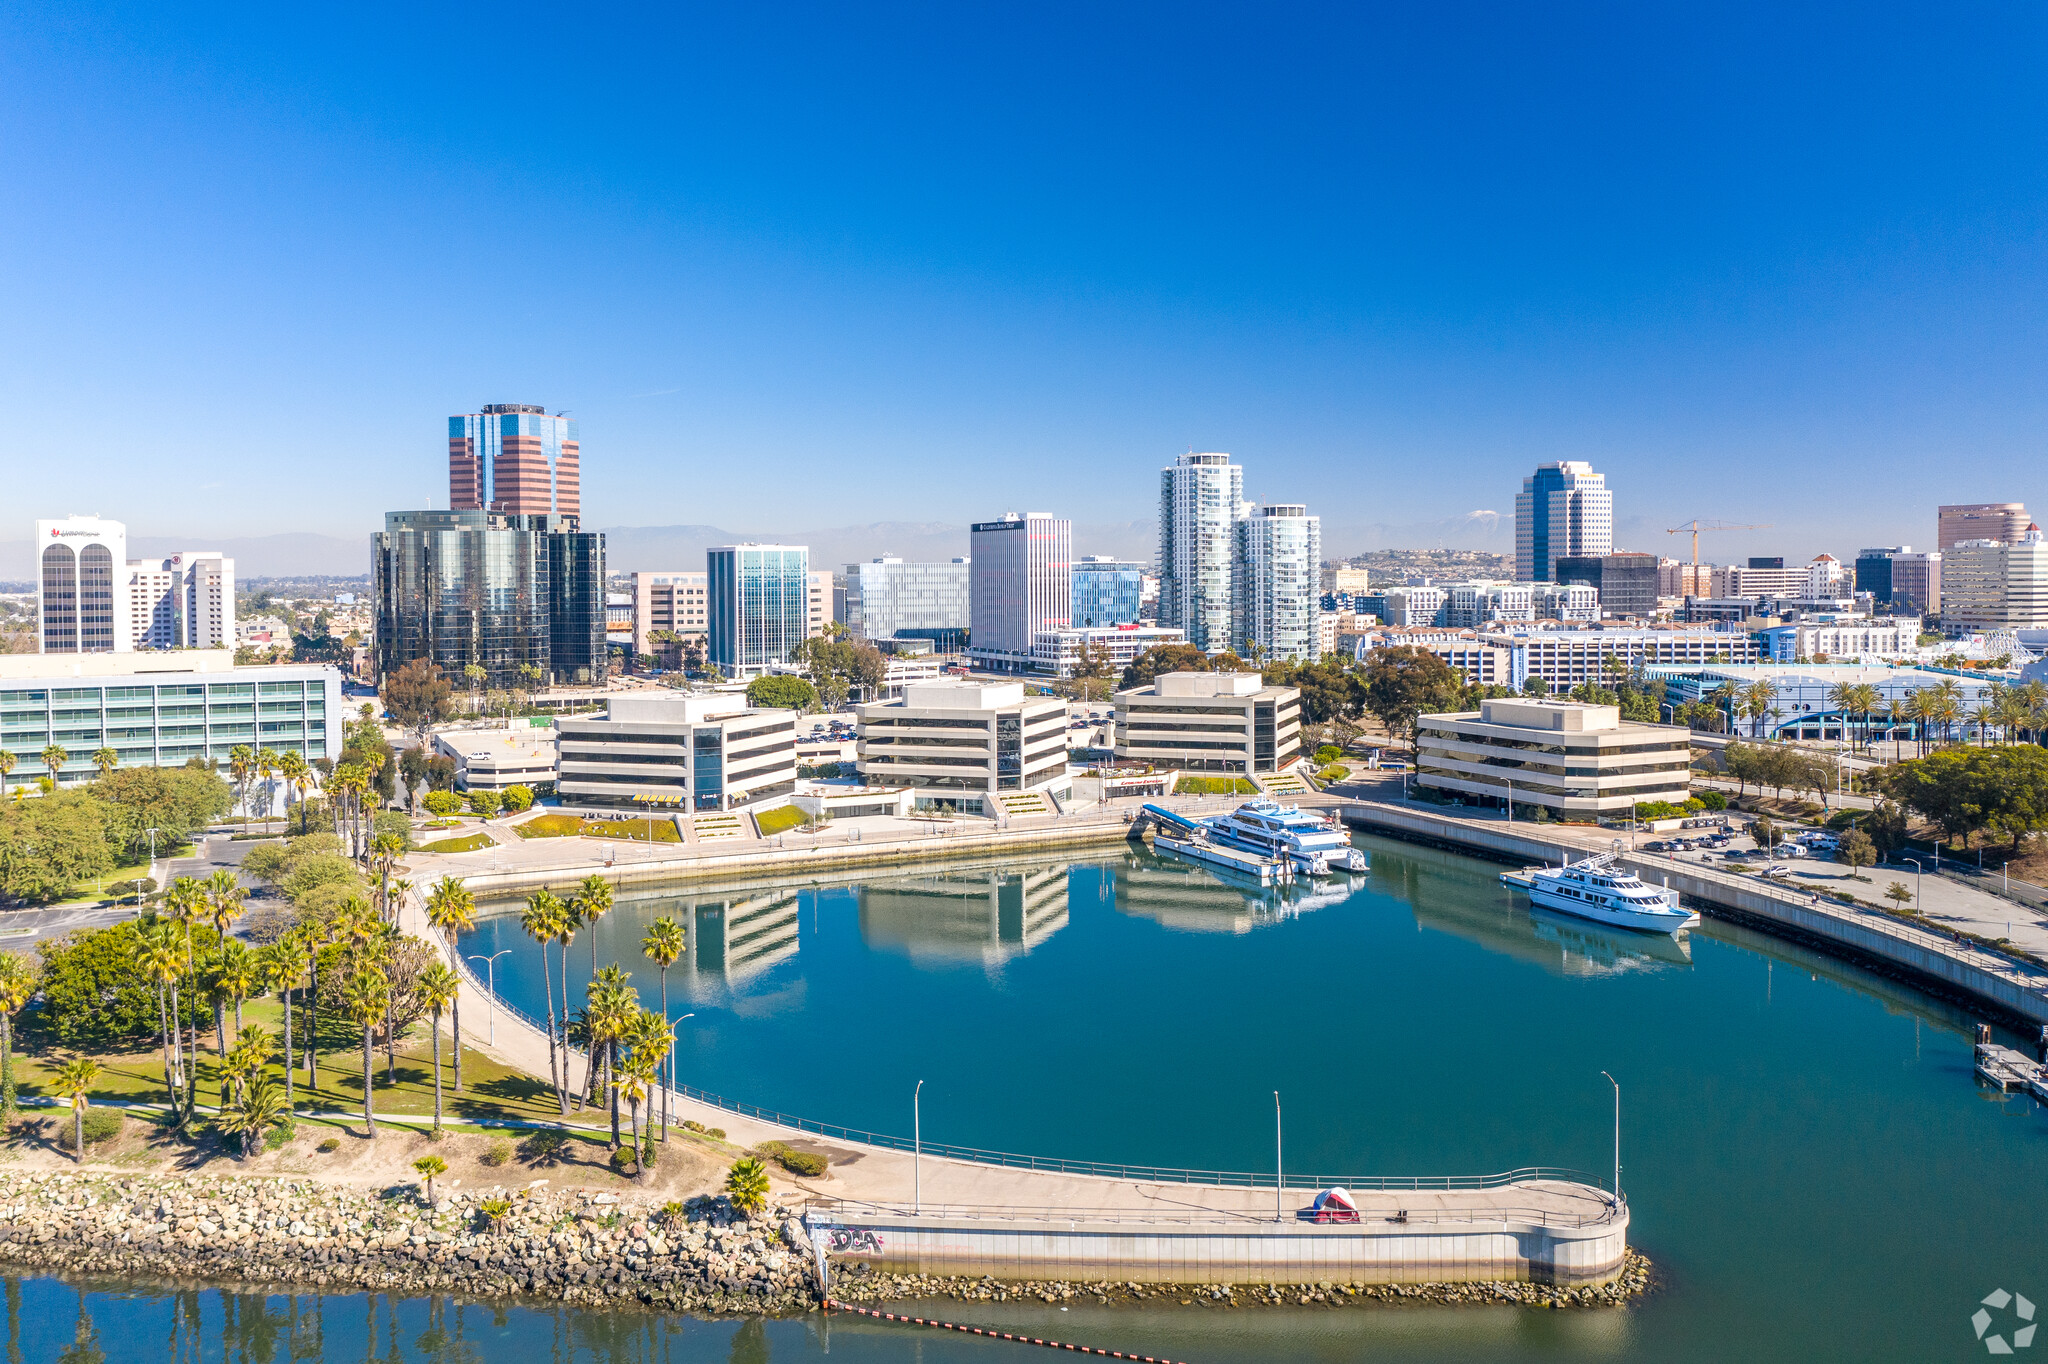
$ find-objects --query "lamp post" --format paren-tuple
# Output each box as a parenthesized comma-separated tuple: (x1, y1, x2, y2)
(141, 826, 160, 906)
(1273, 1090, 1283, 1222)
(1600, 1070, 1620, 1210)
(914, 1080, 925, 1215)
(466, 951, 511, 1044)
(661, 1012, 694, 1142)
(1903, 857, 1923, 909)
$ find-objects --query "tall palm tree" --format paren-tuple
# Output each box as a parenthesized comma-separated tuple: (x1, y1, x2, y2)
(418, 962, 460, 1136)
(583, 968, 636, 1147)
(40, 744, 67, 789)
(49, 1059, 99, 1164)
(257, 938, 302, 1110)
(575, 874, 615, 982)
(641, 916, 685, 1140)
(278, 750, 311, 835)
(620, 1063, 654, 1181)
(341, 968, 389, 1137)
(0, 750, 14, 800)
(520, 890, 570, 1114)
(554, 899, 586, 1107)
(90, 747, 118, 779)
(228, 745, 256, 824)
(0, 954, 36, 1124)
(1740, 681, 1777, 738)
(423, 877, 475, 1092)
(136, 923, 186, 1110)
(256, 749, 281, 835)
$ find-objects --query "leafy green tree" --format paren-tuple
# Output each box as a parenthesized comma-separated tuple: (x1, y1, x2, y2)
(1361, 647, 1465, 746)
(502, 784, 534, 813)
(89, 764, 232, 857)
(465, 788, 503, 818)
(1119, 643, 1212, 690)
(1838, 828, 1877, 876)
(383, 659, 455, 733)
(1884, 881, 1915, 910)
(0, 792, 121, 903)
(745, 674, 819, 712)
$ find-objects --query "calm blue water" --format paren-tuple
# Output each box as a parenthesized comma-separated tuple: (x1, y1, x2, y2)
(57, 835, 2048, 1361)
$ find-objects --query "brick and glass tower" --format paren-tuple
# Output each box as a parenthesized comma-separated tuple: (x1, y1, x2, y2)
(448, 404, 581, 523)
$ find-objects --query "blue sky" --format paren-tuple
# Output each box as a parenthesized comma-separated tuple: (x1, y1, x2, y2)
(4, 2, 2046, 562)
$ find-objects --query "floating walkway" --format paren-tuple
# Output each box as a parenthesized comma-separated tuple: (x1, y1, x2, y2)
(1139, 804, 1295, 885)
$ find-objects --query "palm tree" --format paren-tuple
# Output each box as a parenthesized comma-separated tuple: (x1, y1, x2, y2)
(423, 877, 475, 1092)
(620, 1064, 654, 1181)
(40, 744, 67, 789)
(50, 1059, 100, 1163)
(296, 916, 333, 1091)
(520, 890, 570, 1114)
(278, 751, 311, 835)
(1739, 681, 1776, 738)
(341, 967, 389, 1137)
(1705, 684, 1737, 735)
(90, 747, 118, 779)
(554, 899, 585, 1107)
(583, 969, 637, 1147)
(256, 749, 281, 834)
(1969, 700, 1998, 746)
(641, 916, 685, 1139)
(218, 1078, 289, 1160)
(418, 962, 460, 1136)
(0, 750, 14, 800)
(575, 874, 614, 981)
(228, 744, 256, 823)
(0, 955, 36, 1124)
(412, 1154, 448, 1205)
(257, 939, 302, 1109)
(217, 938, 259, 1036)
(203, 870, 246, 1092)
(136, 923, 186, 1110)
(723, 1156, 770, 1214)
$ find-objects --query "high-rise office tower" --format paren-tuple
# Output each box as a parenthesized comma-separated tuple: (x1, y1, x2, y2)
(840, 558, 973, 647)
(1940, 528, 2048, 629)
(37, 516, 236, 653)
(1158, 453, 1247, 651)
(1556, 551, 1659, 618)
(1071, 557, 1145, 628)
(1938, 503, 2030, 554)
(706, 545, 812, 678)
(1233, 505, 1321, 661)
(968, 514, 1072, 669)
(449, 404, 581, 521)
(1514, 461, 1613, 582)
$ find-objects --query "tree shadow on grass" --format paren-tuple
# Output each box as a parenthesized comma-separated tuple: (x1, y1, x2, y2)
(453, 1074, 557, 1122)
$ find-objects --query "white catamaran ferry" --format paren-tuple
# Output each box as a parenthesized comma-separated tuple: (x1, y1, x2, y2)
(1202, 799, 1370, 875)
(1505, 854, 1699, 934)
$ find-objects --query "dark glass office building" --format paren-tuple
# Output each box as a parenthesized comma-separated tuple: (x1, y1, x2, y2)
(1555, 552, 1660, 618)
(373, 509, 607, 688)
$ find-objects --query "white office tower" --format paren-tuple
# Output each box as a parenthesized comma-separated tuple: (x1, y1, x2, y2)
(1943, 526, 2048, 629)
(1233, 504, 1322, 661)
(1158, 452, 1248, 651)
(968, 514, 1072, 670)
(131, 551, 236, 648)
(1514, 461, 1613, 582)
(38, 516, 131, 653)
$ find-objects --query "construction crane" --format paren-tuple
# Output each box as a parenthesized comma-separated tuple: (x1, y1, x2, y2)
(1666, 518, 1772, 566)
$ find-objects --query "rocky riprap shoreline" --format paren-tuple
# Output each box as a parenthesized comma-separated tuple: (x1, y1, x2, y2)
(829, 1247, 1655, 1310)
(0, 1170, 823, 1312)
(0, 1169, 1652, 1316)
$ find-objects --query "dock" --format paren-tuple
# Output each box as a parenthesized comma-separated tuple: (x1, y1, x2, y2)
(1153, 832, 1294, 885)
(1974, 1038, 2045, 1091)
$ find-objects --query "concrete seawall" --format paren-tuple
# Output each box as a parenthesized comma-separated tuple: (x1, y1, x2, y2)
(1342, 801, 2048, 1028)
(808, 1192, 1628, 1287)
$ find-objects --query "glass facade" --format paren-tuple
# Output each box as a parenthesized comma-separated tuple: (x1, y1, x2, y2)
(707, 546, 810, 676)
(1071, 559, 1144, 628)
(373, 509, 605, 688)
(841, 559, 972, 644)
(0, 669, 337, 782)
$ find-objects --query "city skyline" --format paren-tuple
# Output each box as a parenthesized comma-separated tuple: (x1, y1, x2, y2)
(6, 6, 2048, 562)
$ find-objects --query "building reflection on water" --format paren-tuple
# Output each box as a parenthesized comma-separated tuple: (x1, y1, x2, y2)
(687, 891, 802, 988)
(856, 865, 1070, 966)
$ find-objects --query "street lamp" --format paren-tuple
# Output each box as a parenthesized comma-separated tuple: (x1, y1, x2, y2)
(914, 1079, 925, 1215)
(660, 1012, 695, 1141)
(466, 951, 511, 1044)
(140, 826, 161, 906)
(1274, 1090, 1284, 1222)
(1902, 857, 1923, 909)
(1599, 1071, 1620, 1210)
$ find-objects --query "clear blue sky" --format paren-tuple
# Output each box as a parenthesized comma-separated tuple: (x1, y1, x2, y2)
(4, 2, 2046, 562)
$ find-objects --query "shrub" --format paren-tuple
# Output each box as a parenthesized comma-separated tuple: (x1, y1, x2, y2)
(422, 791, 464, 817)
(681, 1120, 726, 1141)
(659, 1199, 687, 1225)
(519, 1130, 570, 1166)
(477, 1196, 513, 1227)
(465, 789, 504, 818)
(264, 1116, 296, 1151)
(1313, 744, 1344, 765)
(502, 784, 534, 813)
(1316, 764, 1347, 782)
(608, 1147, 636, 1174)
(1695, 790, 1728, 811)
(724, 1156, 771, 1213)
(317, 1137, 341, 1153)
(780, 1150, 826, 1176)
(59, 1106, 124, 1151)
(480, 1137, 513, 1167)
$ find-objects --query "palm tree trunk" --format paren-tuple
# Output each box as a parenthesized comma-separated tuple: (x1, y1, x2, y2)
(630, 1098, 643, 1181)
(450, 936, 463, 1094)
(383, 1000, 396, 1084)
(281, 987, 294, 1108)
(659, 970, 670, 1141)
(560, 941, 580, 1110)
(157, 984, 177, 1107)
(539, 944, 565, 1114)
(608, 1047, 621, 1149)
(215, 1001, 229, 1110)
(430, 1008, 443, 1135)
(71, 1106, 83, 1164)
(361, 1026, 376, 1136)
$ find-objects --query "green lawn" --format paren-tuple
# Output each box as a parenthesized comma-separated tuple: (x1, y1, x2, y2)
(754, 805, 809, 836)
(516, 813, 680, 843)
(1175, 776, 1259, 796)
(10, 995, 581, 1124)
(420, 832, 496, 854)
(47, 842, 196, 907)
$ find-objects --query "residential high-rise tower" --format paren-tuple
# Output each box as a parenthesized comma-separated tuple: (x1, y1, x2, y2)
(1514, 461, 1613, 582)
(1233, 505, 1322, 661)
(1158, 452, 1247, 651)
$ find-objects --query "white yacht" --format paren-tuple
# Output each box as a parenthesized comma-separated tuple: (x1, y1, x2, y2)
(1201, 798, 1370, 874)
(1520, 854, 1699, 934)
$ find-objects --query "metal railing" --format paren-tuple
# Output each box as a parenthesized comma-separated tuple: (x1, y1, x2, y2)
(444, 949, 1617, 1197)
(804, 1194, 1625, 1231)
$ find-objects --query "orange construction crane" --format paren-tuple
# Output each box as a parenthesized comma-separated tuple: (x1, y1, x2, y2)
(1666, 518, 1772, 566)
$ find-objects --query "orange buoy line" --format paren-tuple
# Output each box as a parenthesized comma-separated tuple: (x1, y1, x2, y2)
(824, 1300, 1189, 1363)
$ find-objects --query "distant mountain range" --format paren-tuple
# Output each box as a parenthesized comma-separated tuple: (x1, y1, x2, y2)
(0, 510, 1514, 581)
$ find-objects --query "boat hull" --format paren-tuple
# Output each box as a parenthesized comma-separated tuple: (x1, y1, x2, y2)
(1526, 883, 1699, 934)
